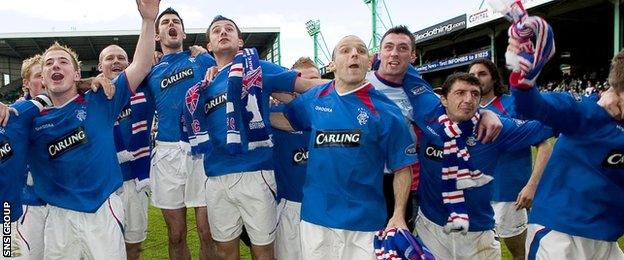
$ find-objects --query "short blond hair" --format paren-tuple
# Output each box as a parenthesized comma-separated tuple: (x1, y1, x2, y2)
(42, 42, 82, 71)
(291, 57, 318, 70)
(21, 54, 42, 79)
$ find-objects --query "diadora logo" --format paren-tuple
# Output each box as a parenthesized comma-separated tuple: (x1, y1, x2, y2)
(426, 126, 439, 137)
(424, 143, 443, 161)
(47, 127, 88, 159)
(0, 140, 13, 163)
(0, 127, 5, 135)
(357, 108, 369, 125)
(160, 68, 194, 89)
(292, 148, 309, 165)
(189, 57, 196, 63)
(314, 129, 361, 148)
(411, 86, 426, 95)
(35, 123, 54, 132)
(314, 106, 332, 112)
(512, 118, 526, 127)
(117, 105, 132, 122)
(617, 125, 624, 133)
(602, 149, 624, 168)
(205, 92, 227, 115)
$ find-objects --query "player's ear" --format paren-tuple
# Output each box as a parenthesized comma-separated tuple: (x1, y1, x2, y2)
(440, 95, 449, 108)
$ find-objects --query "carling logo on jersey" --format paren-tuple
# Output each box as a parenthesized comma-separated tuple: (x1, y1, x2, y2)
(117, 105, 132, 122)
(47, 127, 88, 159)
(205, 92, 227, 115)
(292, 148, 309, 165)
(0, 140, 13, 163)
(160, 68, 194, 89)
(424, 143, 443, 161)
(314, 129, 361, 148)
(602, 149, 624, 168)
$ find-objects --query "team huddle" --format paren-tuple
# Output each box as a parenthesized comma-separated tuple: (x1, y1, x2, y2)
(1, 0, 623, 260)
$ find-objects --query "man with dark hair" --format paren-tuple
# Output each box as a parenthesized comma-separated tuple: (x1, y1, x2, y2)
(185, 15, 323, 260)
(367, 25, 503, 232)
(410, 72, 552, 259)
(146, 6, 218, 260)
(468, 59, 553, 260)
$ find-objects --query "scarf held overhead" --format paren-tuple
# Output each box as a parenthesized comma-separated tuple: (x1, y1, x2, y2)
(226, 48, 273, 154)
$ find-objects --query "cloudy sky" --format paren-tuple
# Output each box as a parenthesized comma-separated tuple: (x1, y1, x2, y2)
(0, 0, 481, 66)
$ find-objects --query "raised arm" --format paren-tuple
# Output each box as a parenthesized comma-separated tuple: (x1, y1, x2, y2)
(124, 0, 159, 92)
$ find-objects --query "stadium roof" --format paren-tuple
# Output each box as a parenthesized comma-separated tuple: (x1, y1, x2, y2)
(0, 27, 280, 61)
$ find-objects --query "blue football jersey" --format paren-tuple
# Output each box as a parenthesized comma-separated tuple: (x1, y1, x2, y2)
(143, 51, 215, 142)
(482, 95, 549, 202)
(28, 72, 132, 213)
(513, 87, 624, 241)
(412, 88, 552, 231)
(271, 104, 309, 203)
(0, 99, 47, 221)
(284, 81, 417, 232)
(197, 61, 297, 176)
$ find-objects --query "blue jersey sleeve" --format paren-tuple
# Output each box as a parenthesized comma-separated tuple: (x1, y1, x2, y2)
(492, 117, 554, 152)
(260, 61, 298, 93)
(511, 87, 610, 135)
(283, 87, 317, 131)
(411, 88, 441, 122)
(381, 107, 418, 172)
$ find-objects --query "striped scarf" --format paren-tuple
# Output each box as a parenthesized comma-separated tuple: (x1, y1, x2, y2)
(374, 228, 435, 260)
(490, 0, 555, 89)
(437, 111, 492, 234)
(225, 48, 272, 154)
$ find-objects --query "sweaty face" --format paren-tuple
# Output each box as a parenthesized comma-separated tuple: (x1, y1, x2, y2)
(99, 46, 129, 80)
(331, 36, 370, 86)
(469, 63, 494, 97)
(42, 50, 80, 96)
(156, 14, 186, 51)
(297, 66, 321, 80)
(441, 80, 481, 122)
(378, 33, 415, 79)
(207, 20, 243, 54)
(25, 64, 44, 96)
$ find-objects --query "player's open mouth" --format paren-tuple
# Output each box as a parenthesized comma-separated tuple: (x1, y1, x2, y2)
(219, 38, 230, 44)
(51, 73, 64, 81)
(168, 28, 178, 37)
(111, 66, 123, 73)
(388, 61, 400, 66)
(348, 64, 360, 69)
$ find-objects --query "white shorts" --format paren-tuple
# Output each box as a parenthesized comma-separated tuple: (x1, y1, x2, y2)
(526, 224, 624, 260)
(275, 199, 302, 260)
(17, 205, 48, 260)
(150, 141, 207, 209)
(117, 180, 149, 243)
(299, 220, 376, 260)
(491, 201, 527, 238)
(205, 170, 277, 245)
(2, 222, 27, 259)
(414, 211, 501, 260)
(43, 194, 126, 260)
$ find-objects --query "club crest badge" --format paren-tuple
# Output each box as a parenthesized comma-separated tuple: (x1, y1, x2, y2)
(357, 108, 369, 125)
